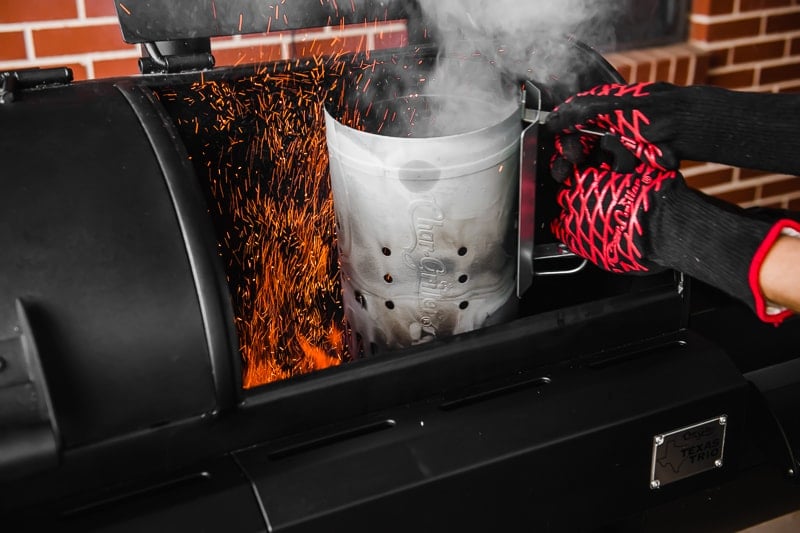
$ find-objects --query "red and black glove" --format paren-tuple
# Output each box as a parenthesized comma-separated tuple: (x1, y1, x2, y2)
(552, 158, 798, 324)
(547, 81, 800, 177)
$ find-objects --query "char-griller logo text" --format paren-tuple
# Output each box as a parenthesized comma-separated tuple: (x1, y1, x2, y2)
(403, 199, 451, 339)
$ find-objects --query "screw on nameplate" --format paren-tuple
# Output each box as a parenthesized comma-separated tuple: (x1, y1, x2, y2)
(649, 415, 727, 489)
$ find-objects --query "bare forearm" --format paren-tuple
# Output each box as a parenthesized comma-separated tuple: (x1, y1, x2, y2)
(759, 235, 800, 314)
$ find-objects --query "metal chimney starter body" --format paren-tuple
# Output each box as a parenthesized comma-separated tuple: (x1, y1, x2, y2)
(325, 68, 522, 354)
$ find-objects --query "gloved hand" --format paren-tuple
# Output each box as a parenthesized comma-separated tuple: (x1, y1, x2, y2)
(552, 157, 796, 324)
(547, 82, 800, 176)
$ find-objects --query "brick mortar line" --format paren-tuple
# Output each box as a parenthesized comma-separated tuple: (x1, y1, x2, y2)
(706, 54, 800, 74)
(701, 173, 798, 196)
(225, 23, 404, 49)
(22, 27, 35, 59)
(668, 51, 677, 82)
(763, 190, 800, 200)
(690, 6, 800, 25)
(76, 0, 86, 20)
(682, 162, 790, 181)
(0, 17, 120, 31)
(771, 79, 800, 90)
(742, 191, 800, 208)
(693, 30, 800, 48)
(212, 35, 287, 49)
(605, 43, 700, 64)
(728, 82, 792, 91)
(292, 21, 406, 38)
(0, 48, 140, 69)
(688, 49, 699, 84)
(212, 23, 403, 50)
(682, 162, 730, 177)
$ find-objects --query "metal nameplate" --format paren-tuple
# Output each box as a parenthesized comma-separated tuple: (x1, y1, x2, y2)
(650, 415, 727, 489)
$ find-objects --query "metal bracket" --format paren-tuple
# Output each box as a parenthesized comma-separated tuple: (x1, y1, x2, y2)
(517, 81, 587, 298)
(139, 40, 215, 74)
(0, 300, 61, 481)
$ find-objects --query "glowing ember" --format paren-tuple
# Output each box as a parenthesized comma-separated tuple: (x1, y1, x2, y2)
(156, 37, 447, 388)
(158, 55, 359, 388)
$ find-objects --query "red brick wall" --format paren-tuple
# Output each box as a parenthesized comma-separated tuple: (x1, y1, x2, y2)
(0, 0, 407, 79)
(606, 0, 800, 209)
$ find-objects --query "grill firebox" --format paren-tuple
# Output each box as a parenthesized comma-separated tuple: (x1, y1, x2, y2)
(152, 43, 665, 388)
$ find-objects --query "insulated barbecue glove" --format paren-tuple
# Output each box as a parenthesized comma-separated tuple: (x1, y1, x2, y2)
(551, 158, 799, 324)
(546, 81, 800, 177)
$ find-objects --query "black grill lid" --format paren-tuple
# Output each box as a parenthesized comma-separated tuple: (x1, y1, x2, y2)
(114, 0, 412, 43)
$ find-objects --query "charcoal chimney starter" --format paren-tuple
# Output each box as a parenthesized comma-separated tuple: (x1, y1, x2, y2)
(325, 51, 523, 354)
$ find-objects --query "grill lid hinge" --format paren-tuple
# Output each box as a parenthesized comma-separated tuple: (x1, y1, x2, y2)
(0, 300, 61, 481)
(0, 67, 74, 104)
(139, 39, 215, 74)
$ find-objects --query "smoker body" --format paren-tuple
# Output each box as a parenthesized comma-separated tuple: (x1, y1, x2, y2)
(3, 14, 800, 533)
(0, 79, 237, 476)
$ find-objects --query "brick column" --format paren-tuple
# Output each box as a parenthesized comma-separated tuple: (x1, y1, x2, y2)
(605, 0, 800, 209)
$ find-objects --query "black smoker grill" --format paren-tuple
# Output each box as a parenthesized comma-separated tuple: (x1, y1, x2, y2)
(3, 1, 800, 531)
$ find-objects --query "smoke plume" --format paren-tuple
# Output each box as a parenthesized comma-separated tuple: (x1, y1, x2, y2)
(417, 0, 624, 59)
(414, 0, 626, 104)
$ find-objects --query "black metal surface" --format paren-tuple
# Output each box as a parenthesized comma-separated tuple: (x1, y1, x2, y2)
(115, 79, 241, 410)
(0, 81, 219, 450)
(236, 330, 748, 532)
(746, 356, 800, 481)
(0, 67, 73, 104)
(0, 36, 688, 519)
(114, 0, 411, 43)
(0, 301, 60, 481)
(4, 325, 767, 532)
(0, 275, 684, 517)
(25, 457, 268, 533)
(139, 48, 215, 75)
(112, 0, 690, 55)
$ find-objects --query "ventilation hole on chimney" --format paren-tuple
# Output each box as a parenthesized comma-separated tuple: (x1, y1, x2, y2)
(383, 273, 393, 283)
(458, 274, 468, 283)
(382, 247, 392, 256)
(459, 301, 469, 310)
(458, 247, 468, 256)
(356, 333, 365, 357)
(355, 291, 367, 309)
(385, 301, 395, 309)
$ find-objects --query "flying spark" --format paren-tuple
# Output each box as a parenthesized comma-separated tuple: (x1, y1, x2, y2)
(156, 45, 406, 387)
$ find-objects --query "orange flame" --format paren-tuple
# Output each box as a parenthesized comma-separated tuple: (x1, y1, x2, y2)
(157, 41, 394, 388)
